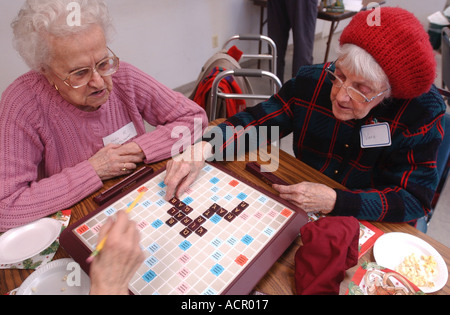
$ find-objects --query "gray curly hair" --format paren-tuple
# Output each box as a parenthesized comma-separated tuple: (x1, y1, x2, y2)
(11, 0, 114, 71)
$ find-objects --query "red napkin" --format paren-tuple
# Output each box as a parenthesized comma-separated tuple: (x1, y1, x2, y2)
(295, 216, 360, 295)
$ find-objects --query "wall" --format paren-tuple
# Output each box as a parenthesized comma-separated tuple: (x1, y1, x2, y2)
(0, 0, 264, 93)
(1, 0, 448, 94)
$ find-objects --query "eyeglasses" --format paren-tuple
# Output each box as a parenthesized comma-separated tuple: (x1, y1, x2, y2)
(325, 61, 390, 103)
(55, 47, 120, 89)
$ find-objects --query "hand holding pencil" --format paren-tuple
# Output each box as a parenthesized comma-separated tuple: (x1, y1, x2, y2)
(88, 198, 145, 295)
(87, 192, 145, 262)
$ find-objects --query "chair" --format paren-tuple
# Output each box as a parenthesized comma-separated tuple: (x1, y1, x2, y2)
(208, 35, 282, 121)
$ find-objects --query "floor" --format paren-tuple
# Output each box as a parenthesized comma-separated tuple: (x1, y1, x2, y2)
(176, 33, 450, 248)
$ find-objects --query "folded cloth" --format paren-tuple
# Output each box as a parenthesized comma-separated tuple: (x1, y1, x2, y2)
(295, 216, 360, 295)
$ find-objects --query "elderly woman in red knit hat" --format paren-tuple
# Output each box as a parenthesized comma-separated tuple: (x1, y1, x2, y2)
(165, 7, 447, 228)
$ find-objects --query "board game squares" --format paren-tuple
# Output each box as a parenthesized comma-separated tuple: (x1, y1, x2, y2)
(264, 227, 275, 236)
(157, 181, 166, 188)
(178, 253, 191, 264)
(236, 192, 248, 201)
(76, 224, 89, 235)
(210, 214, 222, 224)
(183, 196, 194, 205)
(151, 219, 163, 229)
(144, 256, 158, 268)
(147, 243, 160, 254)
(137, 186, 149, 193)
(179, 240, 192, 251)
(177, 267, 190, 280)
(142, 270, 157, 283)
(235, 255, 249, 267)
(176, 283, 190, 294)
(241, 234, 254, 245)
(228, 180, 239, 187)
(137, 221, 149, 230)
(141, 200, 152, 208)
(226, 236, 238, 246)
(202, 288, 217, 295)
(211, 250, 223, 261)
(104, 207, 116, 216)
(281, 208, 293, 218)
(210, 264, 224, 276)
(209, 177, 220, 185)
(211, 238, 222, 247)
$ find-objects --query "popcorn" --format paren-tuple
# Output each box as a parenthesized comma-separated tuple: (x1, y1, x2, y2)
(395, 253, 438, 288)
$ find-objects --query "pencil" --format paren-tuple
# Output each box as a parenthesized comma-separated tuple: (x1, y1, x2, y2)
(86, 191, 145, 264)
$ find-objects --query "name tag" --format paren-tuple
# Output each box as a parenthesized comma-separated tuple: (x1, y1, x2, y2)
(360, 122, 391, 148)
(103, 122, 138, 146)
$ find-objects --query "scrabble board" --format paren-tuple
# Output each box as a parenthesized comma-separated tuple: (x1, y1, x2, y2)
(60, 163, 308, 295)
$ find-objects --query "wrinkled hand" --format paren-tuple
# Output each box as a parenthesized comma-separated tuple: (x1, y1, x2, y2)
(164, 141, 213, 200)
(89, 142, 145, 180)
(273, 182, 337, 214)
(89, 211, 144, 295)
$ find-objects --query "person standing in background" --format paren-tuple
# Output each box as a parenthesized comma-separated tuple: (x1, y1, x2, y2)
(268, 0, 318, 82)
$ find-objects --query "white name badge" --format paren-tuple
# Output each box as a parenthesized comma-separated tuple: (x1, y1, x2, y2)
(103, 122, 138, 146)
(360, 122, 392, 148)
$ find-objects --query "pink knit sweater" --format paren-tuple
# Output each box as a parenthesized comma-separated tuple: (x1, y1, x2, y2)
(0, 62, 207, 232)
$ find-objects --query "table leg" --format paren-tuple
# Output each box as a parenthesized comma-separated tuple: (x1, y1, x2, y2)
(324, 20, 339, 63)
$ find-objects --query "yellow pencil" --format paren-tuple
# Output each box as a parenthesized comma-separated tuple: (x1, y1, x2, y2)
(86, 191, 145, 264)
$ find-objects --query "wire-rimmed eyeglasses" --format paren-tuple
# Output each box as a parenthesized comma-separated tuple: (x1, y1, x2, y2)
(325, 61, 390, 103)
(54, 47, 120, 89)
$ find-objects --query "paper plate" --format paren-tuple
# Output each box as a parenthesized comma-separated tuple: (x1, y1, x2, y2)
(16, 258, 91, 295)
(373, 232, 448, 293)
(0, 218, 62, 265)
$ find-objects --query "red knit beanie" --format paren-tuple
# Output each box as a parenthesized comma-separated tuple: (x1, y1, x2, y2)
(340, 7, 436, 99)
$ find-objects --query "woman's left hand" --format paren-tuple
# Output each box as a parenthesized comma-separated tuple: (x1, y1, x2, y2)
(88, 142, 145, 180)
(273, 182, 337, 214)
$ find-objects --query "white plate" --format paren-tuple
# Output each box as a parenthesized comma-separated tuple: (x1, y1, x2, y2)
(0, 218, 62, 264)
(16, 258, 90, 295)
(374, 232, 448, 293)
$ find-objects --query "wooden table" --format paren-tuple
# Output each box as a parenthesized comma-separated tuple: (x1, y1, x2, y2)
(251, 0, 385, 63)
(1, 145, 449, 295)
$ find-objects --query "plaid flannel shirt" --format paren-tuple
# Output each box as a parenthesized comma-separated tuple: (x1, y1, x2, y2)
(205, 63, 446, 223)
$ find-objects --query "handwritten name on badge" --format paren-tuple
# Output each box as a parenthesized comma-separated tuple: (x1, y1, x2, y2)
(103, 122, 138, 146)
(360, 122, 392, 148)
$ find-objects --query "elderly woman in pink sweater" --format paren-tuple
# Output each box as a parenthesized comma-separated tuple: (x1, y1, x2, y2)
(0, 0, 208, 233)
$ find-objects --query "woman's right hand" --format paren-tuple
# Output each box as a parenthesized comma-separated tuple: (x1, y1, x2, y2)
(164, 141, 213, 200)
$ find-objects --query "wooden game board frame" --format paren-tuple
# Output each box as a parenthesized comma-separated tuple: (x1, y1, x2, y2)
(60, 162, 308, 295)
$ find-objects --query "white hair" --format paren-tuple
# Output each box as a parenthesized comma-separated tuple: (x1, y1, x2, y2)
(336, 44, 391, 97)
(11, 0, 115, 71)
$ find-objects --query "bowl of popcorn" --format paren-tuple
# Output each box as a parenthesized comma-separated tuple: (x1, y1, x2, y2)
(373, 232, 448, 293)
